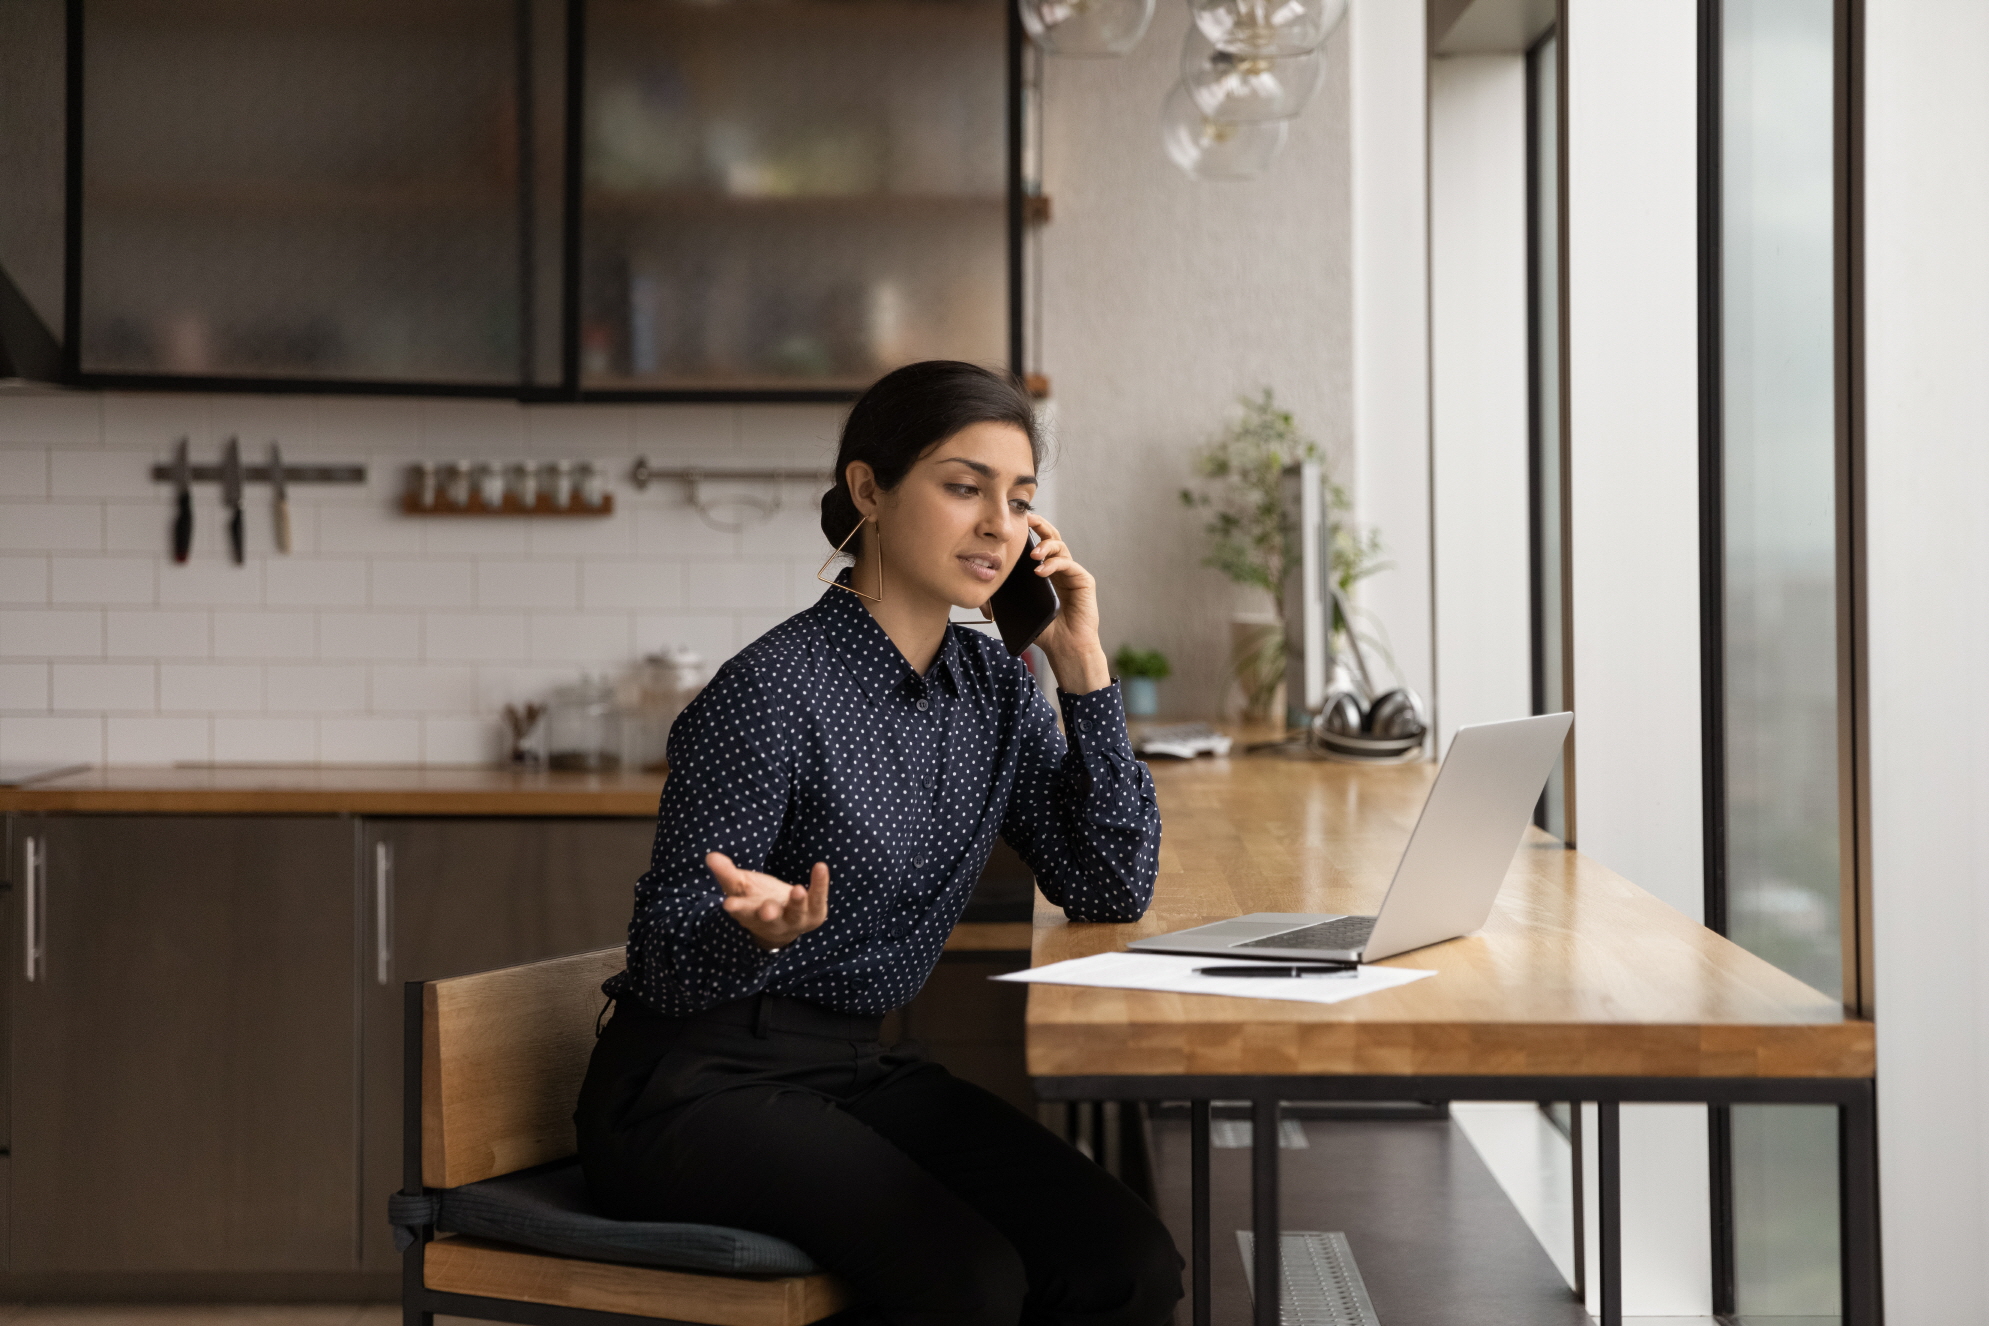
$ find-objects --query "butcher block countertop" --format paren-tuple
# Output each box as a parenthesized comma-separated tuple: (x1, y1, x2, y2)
(0, 766, 668, 816)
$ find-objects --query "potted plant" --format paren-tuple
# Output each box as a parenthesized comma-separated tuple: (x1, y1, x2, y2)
(1113, 646, 1171, 717)
(1180, 388, 1386, 723)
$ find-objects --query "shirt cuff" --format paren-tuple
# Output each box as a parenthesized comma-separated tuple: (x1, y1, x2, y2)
(1058, 680, 1136, 755)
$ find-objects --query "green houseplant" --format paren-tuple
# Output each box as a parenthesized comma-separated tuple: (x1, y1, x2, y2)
(1180, 389, 1386, 721)
(1113, 646, 1171, 717)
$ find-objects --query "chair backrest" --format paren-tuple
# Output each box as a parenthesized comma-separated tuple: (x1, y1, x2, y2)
(420, 946, 627, 1189)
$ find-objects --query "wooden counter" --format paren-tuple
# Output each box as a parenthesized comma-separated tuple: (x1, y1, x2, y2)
(0, 765, 667, 816)
(1026, 750, 1874, 1080)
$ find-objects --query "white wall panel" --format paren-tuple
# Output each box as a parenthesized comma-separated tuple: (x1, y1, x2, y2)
(1350, 0, 1433, 722)
(1429, 54, 1533, 752)
(1864, 1, 1989, 1318)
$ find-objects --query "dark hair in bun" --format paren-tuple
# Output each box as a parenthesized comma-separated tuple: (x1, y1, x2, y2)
(820, 361, 1041, 546)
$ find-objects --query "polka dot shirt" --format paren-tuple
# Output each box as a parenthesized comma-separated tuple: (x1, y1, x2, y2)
(604, 577, 1163, 1017)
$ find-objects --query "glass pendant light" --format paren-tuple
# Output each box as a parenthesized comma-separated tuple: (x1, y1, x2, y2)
(1019, 0, 1156, 57)
(1188, 0, 1346, 58)
(1160, 82, 1288, 180)
(1180, 24, 1325, 122)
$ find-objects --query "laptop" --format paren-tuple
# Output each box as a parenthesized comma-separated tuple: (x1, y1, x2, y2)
(1128, 712, 1574, 965)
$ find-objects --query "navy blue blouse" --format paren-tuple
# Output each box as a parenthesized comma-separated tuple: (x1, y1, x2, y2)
(605, 579, 1162, 1017)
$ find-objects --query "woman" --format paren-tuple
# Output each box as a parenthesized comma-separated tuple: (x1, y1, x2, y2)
(575, 361, 1180, 1326)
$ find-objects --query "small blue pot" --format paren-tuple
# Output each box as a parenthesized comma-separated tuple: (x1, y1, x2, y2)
(1123, 676, 1160, 717)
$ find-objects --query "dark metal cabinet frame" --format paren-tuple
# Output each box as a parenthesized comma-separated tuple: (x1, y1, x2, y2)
(42, 0, 1024, 402)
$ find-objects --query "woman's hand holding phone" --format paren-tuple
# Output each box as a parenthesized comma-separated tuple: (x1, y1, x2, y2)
(708, 851, 829, 951)
(1022, 514, 1111, 694)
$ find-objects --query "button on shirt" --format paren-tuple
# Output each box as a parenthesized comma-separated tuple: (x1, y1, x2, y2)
(605, 581, 1162, 1017)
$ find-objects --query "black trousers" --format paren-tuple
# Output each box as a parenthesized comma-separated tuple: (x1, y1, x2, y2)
(574, 991, 1183, 1326)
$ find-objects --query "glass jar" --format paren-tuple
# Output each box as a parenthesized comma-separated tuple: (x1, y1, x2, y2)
(543, 678, 622, 772)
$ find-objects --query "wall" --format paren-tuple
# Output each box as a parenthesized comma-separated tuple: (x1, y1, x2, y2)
(0, 392, 840, 765)
(1563, 0, 1710, 1313)
(1864, 0, 1989, 1318)
(1348, 0, 1433, 727)
(1428, 53, 1532, 753)
(1039, 2, 1353, 717)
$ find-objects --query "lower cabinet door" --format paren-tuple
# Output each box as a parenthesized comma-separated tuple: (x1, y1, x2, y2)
(9, 814, 360, 1273)
(358, 816, 652, 1269)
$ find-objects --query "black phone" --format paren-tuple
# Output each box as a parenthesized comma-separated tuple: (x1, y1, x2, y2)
(988, 533, 1060, 657)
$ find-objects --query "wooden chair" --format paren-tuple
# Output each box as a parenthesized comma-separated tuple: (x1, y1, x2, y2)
(397, 947, 851, 1326)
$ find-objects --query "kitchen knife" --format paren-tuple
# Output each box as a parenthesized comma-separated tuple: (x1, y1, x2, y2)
(269, 441, 291, 554)
(169, 436, 193, 563)
(222, 436, 245, 565)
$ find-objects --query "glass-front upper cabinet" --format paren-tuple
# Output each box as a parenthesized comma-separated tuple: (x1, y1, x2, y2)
(77, 0, 533, 388)
(578, 0, 1011, 395)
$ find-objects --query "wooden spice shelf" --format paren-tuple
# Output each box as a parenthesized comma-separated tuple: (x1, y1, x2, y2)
(401, 493, 615, 517)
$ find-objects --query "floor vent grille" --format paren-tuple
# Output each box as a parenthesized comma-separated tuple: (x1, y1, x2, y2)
(1210, 1119, 1311, 1149)
(1237, 1231, 1382, 1326)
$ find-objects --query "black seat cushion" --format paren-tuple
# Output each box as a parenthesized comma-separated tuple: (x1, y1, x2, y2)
(437, 1159, 819, 1277)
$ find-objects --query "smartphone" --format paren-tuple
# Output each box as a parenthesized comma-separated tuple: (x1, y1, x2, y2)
(988, 532, 1060, 656)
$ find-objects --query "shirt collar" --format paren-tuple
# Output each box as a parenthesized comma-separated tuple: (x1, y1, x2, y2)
(812, 571, 967, 699)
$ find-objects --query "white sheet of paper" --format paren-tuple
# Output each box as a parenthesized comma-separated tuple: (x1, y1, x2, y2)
(991, 951, 1436, 1006)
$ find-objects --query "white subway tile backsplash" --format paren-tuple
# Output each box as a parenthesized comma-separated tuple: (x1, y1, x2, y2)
(108, 715, 210, 764)
(52, 556, 156, 605)
(108, 610, 210, 658)
(371, 665, 476, 713)
(0, 395, 101, 445)
(528, 613, 632, 663)
(423, 714, 497, 764)
(51, 450, 158, 498)
(161, 663, 263, 711)
(266, 664, 368, 713)
(0, 502, 103, 552)
(158, 561, 265, 606)
(214, 610, 316, 659)
(105, 501, 176, 553)
(0, 608, 102, 657)
(476, 559, 578, 609)
(0, 714, 103, 763)
(214, 716, 317, 763)
(0, 395, 814, 765)
(424, 613, 528, 662)
(53, 662, 155, 711)
(682, 560, 792, 611)
(0, 448, 48, 497)
(0, 555, 48, 603)
(736, 613, 785, 650)
(583, 560, 681, 610)
(633, 613, 736, 664)
(317, 500, 424, 554)
(371, 559, 473, 608)
(265, 558, 368, 607)
(0, 662, 49, 710)
(318, 612, 421, 660)
(320, 715, 421, 763)
(100, 392, 208, 451)
(420, 517, 532, 557)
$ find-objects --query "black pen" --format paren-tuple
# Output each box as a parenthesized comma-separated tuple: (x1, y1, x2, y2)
(1193, 964, 1358, 978)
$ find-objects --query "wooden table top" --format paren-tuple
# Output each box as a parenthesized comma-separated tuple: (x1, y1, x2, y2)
(1025, 748, 1873, 1080)
(0, 765, 666, 816)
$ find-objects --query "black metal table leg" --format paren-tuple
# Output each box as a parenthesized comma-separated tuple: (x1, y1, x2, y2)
(1191, 1100, 1211, 1326)
(1840, 1083, 1882, 1326)
(1598, 1101, 1622, 1326)
(1253, 1097, 1280, 1326)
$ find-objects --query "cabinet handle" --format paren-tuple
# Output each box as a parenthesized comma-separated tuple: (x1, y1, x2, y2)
(374, 841, 393, 986)
(22, 835, 44, 982)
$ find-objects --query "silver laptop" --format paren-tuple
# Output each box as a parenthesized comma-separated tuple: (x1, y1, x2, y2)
(1129, 712, 1574, 964)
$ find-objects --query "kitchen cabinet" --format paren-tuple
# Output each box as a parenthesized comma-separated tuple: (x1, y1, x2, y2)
(356, 816, 652, 1270)
(46, 0, 1017, 400)
(5, 815, 359, 1276)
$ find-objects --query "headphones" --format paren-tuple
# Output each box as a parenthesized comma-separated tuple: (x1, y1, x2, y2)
(1308, 587, 1428, 757)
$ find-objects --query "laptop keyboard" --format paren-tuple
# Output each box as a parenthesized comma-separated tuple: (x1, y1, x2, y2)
(1236, 915, 1377, 952)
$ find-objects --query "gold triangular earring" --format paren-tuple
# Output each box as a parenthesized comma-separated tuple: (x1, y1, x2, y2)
(816, 516, 883, 603)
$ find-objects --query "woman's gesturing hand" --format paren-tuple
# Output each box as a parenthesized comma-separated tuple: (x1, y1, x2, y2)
(708, 851, 829, 951)
(1023, 513, 1112, 694)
